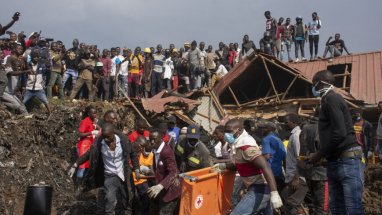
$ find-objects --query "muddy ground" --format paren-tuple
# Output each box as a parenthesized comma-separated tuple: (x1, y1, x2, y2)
(0, 101, 381, 214)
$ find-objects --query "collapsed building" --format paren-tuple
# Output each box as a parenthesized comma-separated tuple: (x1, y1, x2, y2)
(213, 51, 382, 123)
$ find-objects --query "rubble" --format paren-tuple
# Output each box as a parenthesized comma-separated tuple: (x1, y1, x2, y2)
(363, 164, 382, 215)
(0, 101, 139, 215)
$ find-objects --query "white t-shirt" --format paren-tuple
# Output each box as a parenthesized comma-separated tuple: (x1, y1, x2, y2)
(110, 56, 122, 76)
(119, 56, 129, 76)
(216, 64, 228, 78)
(163, 57, 174, 79)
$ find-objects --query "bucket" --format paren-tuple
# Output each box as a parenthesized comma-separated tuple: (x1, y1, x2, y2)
(23, 185, 53, 215)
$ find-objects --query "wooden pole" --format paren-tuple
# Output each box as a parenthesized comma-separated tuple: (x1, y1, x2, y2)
(282, 74, 299, 101)
(263, 57, 312, 83)
(118, 86, 151, 127)
(228, 86, 241, 108)
(262, 57, 280, 103)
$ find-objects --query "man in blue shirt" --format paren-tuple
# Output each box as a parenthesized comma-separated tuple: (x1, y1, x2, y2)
(259, 122, 286, 192)
(167, 116, 180, 143)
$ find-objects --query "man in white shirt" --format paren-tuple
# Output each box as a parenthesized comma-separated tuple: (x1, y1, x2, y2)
(23, 50, 50, 114)
(118, 48, 129, 97)
(281, 114, 308, 214)
(110, 47, 121, 99)
(71, 122, 140, 215)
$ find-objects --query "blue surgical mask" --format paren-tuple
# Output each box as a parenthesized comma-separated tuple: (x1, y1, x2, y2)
(224, 133, 236, 145)
(312, 86, 321, 97)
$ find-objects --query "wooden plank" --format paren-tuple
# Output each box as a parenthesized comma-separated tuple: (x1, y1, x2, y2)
(118, 86, 151, 127)
(282, 75, 299, 101)
(228, 86, 241, 108)
(262, 57, 280, 103)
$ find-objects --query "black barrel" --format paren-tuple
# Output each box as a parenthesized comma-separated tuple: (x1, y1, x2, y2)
(23, 185, 53, 215)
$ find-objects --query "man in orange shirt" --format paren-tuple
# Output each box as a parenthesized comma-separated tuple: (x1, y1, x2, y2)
(132, 135, 154, 214)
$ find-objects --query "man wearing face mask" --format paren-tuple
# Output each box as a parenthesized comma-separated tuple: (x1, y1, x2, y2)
(175, 124, 213, 173)
(214, 119, 283, 214)
(309, 70, 365, 215)
(351, 109, 373, 164)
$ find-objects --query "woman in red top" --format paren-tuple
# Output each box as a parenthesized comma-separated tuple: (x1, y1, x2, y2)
(76, 105, 99, 178)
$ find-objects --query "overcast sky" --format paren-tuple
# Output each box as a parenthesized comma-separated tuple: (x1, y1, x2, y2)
(1, 0, 381, 55)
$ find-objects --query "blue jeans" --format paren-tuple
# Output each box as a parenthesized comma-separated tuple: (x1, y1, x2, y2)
(231, 176, 244, 207)
(231, 184, 272, 215)
(326, 157, 365, 215)
(62, 69, 78, 86)
(23, 90, 49, 104)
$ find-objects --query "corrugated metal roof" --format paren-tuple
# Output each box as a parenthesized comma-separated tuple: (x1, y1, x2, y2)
(286, 51, 382, 105)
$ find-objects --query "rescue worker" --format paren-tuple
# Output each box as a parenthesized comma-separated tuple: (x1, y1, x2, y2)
(175, 124, 213, 173)
(214, 119, 283, 214)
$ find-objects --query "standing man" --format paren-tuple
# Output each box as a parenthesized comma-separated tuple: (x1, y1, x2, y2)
(23, 50, 51, 114)
(282, 18, 294, 62)
(148, 129, 181, 215)
(69, 48, 95, 101)
(309, 70, 365, 215)
(199, 42, 208, 87)
(214, 119, 283, 214)
(188, 41, 202, 90)
(307, 12, 322, 61)
(299, 121, 329, 215)
(129, 47, 143, 98)
(205, 45, 217, 87)
(282, 114, 308, 215)
(294, 16, 308, 62)
(63, 39, 80, 95)
(175, 124, 213, 173)
(98, 49, 112, 101)
(151, 44, 164, 96)
(351, 109, 373, 164)
(275, 17, 285, 60)
(110, 47, 121, 100)
(47, 41, 64, 99)
(260, 122, 286, 192)
(5, 43, 26, 95)
(265, 11, 277, 46)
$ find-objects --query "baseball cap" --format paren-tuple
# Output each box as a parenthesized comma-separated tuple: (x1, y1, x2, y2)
(186, 124, 200, 139)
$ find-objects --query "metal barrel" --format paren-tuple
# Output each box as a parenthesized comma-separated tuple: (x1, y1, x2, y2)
(23, 185, 53, 215)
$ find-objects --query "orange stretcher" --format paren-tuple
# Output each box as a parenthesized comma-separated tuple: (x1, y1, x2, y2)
(178, 167, 236, 215)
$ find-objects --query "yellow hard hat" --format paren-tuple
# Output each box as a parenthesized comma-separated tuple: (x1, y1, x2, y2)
(144, 47, 151, 53)
(184, 42, 190, 47)
(172, 48, 178, 53)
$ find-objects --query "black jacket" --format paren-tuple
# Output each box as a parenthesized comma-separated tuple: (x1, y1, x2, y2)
(299, 123, 327, 180)
(77, 130, 139, 189)
(319, 90, 358, 160)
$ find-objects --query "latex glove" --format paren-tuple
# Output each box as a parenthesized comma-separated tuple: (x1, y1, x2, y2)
(68, 163, 77, 178)
(147, 184, 164, 198)
(212, 163, 226, 172)
(91, 130, 99, 139)
(135, 169, 141, 180)
(140, 165, 150, 174)
(270, 191, 283, 209)
(367, 151, 373, 158)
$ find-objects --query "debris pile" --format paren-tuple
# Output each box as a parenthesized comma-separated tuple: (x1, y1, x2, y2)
(363, 164, 382, 215)
(0, 101, 138, 215)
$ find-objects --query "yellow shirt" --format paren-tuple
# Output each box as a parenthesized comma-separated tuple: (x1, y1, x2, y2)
(129, 55, 143, 74)
(133, 152, 154, 185)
